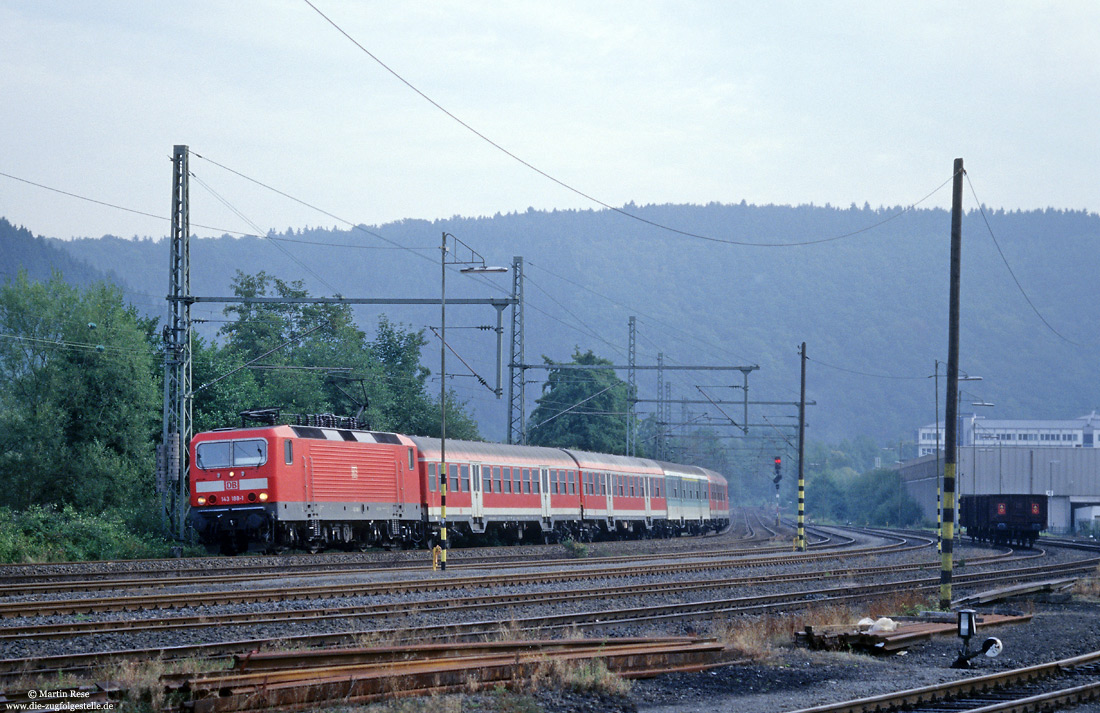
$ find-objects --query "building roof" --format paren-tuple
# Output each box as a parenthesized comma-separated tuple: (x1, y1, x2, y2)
(920, 414, 1100, 431)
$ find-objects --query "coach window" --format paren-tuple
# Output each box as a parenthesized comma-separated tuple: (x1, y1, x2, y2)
(450, 466, 460, 494)
(408, 448, 415, 471)
(460, 465, 470, 493)
(498, 466, 507, 494)
(284, 440, 293, 465)
(482, 466, 492, 493)
(428, 463, 437, 492)
(568, 471, 575, 495)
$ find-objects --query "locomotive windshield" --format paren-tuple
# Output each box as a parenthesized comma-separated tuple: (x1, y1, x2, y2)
(196, 439, 267, 469)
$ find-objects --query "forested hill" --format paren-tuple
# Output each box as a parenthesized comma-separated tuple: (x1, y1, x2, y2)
(0, 218, 123, 290)
(18, 202, 1100, 444)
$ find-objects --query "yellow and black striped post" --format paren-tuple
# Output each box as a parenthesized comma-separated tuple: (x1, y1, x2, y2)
(940, 464, 955, 606)
(440, 463, 448, 571)
(796, 342, 807, 552)
(797, 472, 805, 551)
(940, 157, 964, 610)
(937, 484, 942, 553)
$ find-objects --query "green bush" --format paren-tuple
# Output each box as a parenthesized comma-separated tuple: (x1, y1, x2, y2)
(0, 504, 183, 562)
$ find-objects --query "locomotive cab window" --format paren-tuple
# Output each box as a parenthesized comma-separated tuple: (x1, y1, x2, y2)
(196, 439, 267, 469)
(284, 440, 293, 465)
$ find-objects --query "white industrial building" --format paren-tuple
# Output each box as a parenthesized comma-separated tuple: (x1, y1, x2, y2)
(916, 412, 1100, 457)
(900, 443, 1100, 535)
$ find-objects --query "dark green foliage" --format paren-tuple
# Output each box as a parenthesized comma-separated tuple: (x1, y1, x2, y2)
(0, 505, 185, 562)
(0, 218, 120, 288)
(0, 272, 158, 511)
(214, 271, 479, 439)
(526, 349, 633, 453)
(806, 466, 924, 527)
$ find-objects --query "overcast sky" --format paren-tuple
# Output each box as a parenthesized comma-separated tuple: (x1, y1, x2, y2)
(2, 1, 1097, 241)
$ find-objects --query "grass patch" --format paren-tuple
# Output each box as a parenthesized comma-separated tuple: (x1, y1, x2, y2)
(0, 504, 200, 562)
(707, 590, 935, 659)
(1074, 566, 1100, 599)
(527, 657, 631, 697)
(560, 538, 589, 558)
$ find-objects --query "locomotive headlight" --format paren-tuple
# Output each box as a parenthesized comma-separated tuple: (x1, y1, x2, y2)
(197, 496, 207, 506)
(259, 492, 269, 502)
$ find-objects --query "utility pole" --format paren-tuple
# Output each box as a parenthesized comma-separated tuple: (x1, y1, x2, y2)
(942, 157, 964, 610)
(628, 316, 637, 456)
(161, 145, 191, 540)
(507, 256, 525, 444)
(656, 353, 665, 459)
(797, 342, 807, 551)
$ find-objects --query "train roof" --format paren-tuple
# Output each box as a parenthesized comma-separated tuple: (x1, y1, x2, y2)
(561, 449, 663, 475)
(195, 424, 416, 446)
(654, 460, 726, 483)
(407, 436, 575, 467)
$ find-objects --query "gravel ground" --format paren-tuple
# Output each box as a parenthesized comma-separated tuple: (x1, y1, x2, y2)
(629, 596, 1100, 713)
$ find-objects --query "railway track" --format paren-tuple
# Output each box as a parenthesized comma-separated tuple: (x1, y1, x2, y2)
(0, 533, 915, 618)
(785, 650, 1100, 713)
(0, 512, 816, 591)
(6, 523, 1092, 712)
(0, 534, 838, 596)
(0, 555, 1009, 640)
(1, 542, 1091, 682)
(1, 637, 735, 713)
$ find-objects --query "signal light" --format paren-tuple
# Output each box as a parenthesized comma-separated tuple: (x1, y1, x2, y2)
(773, 456, 782, 484)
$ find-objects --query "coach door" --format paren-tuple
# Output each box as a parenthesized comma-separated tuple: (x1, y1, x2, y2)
(644, 476, 652, 518)
(604, 473, 614, 515)
(471, 464, 484, 519)
(540, 468, 552, 518)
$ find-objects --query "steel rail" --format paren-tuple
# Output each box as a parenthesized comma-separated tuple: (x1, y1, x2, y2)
(783, 651, 1100, 713)
(172, 638, 730, 713)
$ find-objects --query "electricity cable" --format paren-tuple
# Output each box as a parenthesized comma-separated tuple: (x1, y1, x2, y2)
(191, 172, 343, 295)
(300, 0, 954, 248)
(965, 174, 1081, 346)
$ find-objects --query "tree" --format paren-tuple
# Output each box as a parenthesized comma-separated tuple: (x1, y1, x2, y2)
(0, 272, 158, 511)
(213, 271, 480, 439)
(526, 349, 633, 453)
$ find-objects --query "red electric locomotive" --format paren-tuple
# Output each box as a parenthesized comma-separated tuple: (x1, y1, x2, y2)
(189, 420, 730, 553)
